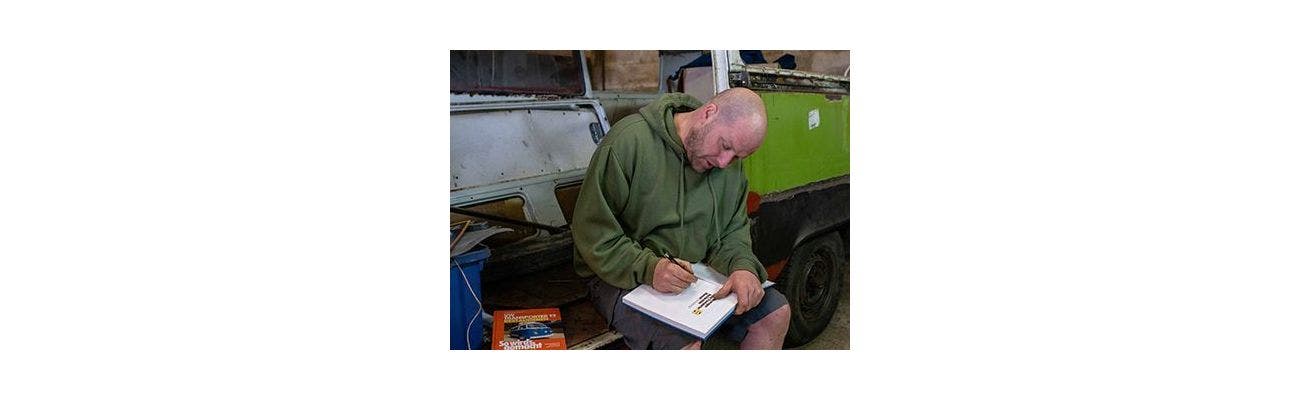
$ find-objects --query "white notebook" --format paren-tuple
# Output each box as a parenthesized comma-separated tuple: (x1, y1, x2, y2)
(620, 263, 775, 339)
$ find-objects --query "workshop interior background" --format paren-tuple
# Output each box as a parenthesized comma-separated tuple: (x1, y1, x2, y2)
(451, 50, 851, 350)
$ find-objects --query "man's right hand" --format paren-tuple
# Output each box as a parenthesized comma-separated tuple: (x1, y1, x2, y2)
(651, 257, 697, 294)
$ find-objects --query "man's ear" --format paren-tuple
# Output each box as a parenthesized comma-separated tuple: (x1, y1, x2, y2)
(702, 103, 719, 122)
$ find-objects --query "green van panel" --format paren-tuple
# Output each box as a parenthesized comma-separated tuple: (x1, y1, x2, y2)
(743, 92, 850, 195)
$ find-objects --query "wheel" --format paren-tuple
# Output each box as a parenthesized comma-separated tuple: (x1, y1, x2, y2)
(776, 233, 845, 347)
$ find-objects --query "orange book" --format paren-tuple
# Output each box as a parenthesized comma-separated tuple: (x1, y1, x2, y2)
(491, 308, 567, 350)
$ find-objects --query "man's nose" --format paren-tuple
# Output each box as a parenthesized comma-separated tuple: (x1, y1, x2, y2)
(716, 155, 732, 169)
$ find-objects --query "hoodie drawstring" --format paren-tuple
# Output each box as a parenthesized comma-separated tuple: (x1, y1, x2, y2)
(707, 172, 719, 253)
(674, 151, 724, 263)
(678, 155, 685, 256)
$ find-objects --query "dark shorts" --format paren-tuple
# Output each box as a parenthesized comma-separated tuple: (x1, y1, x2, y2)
(588, 277, 789, 350)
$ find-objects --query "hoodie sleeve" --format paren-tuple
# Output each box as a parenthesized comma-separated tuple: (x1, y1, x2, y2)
(708, 176, 768, 282)
(571, 145, 660, 290)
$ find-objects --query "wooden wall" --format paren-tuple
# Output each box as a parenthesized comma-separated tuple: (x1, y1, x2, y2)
(586, 50, 660, 92)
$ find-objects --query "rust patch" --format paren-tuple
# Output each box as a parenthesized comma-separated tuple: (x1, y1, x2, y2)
(765, 258, 790, 281)
(746, 191, 762, 216)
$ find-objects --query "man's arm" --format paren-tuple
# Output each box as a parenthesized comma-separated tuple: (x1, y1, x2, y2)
(708, 177, 767, 283)
(707, 176, 769, 315)
(571, 146, 659, 290)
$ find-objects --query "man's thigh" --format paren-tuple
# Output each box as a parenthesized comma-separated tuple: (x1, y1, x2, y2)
(588, 278, 696, 350)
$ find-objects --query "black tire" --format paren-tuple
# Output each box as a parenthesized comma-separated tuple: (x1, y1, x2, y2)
(776, 233, 845, 347)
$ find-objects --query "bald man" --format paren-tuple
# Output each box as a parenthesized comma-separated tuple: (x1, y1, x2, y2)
(572, 88, 792, 350)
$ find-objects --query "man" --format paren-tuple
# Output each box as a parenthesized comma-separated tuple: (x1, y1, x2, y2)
(571, 87, 791, 350)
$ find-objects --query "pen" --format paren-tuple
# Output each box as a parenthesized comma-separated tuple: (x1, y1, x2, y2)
(663, 251, 695, 278)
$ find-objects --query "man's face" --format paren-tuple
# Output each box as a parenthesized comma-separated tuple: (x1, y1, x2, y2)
(686, 120, 754, 173)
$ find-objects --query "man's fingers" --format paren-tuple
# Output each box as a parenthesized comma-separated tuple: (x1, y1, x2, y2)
(654, 258, 692, 293)
(666, 274, 691, 291)
(670, 263, 696, 283)
(729, 285, 764, 315)
(734, 289, 750, 315)
(714, 279, 733, 298)
(653, 273, 687, 293)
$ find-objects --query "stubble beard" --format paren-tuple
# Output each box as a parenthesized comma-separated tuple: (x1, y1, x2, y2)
(685, 125, 709, 172)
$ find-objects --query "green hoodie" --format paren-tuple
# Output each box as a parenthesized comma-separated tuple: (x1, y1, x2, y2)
(572, 93, 766, 289)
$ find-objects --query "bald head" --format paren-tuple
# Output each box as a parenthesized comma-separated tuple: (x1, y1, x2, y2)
(679, 87, 769, 172)
(705, 88, 767, 150)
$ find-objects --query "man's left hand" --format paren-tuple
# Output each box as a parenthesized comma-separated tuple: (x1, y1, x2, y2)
(713, 270, 764, 315)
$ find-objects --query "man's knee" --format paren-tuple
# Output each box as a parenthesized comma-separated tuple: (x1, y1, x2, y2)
(755, 304, 791, 331)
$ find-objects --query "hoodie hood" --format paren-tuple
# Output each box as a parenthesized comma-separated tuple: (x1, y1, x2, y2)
(637, 93, 702, 162)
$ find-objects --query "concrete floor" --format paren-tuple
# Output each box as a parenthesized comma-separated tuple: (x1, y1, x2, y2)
(703, 265, 850, 350)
